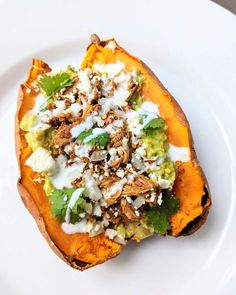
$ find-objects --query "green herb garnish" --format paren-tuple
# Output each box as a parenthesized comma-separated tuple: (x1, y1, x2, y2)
(77, 129, 93, 141)
(39, 72, 73, 97)
(77, 129, 109, 148)
(84, 132, 109, 148)
(48, 187, 85, 223)
(145, 190, 179, 235)
(143, 117, 165, 131)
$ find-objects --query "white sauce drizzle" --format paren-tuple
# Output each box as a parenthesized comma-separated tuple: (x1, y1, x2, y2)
(70, 115, 94, 138)
(64, 188, 85, 223)
(51, 155, 85, 189)
(61, 219, 87, 234)
(31, 94, 48, 114)
(83, 128, 107, 143)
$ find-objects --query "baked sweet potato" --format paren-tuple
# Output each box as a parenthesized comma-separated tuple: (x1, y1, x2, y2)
(15, 34, 211, 270)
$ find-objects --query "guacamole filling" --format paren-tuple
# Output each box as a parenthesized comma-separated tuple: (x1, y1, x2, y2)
(21, 52, 190, 244)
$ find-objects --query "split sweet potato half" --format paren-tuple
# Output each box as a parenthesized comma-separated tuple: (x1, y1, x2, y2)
(15, 34, 211, 270)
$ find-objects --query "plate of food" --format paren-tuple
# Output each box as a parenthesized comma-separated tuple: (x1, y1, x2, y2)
(1, 1, 236, 294)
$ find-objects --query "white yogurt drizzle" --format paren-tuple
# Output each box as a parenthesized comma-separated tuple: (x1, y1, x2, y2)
(70, 115, 95, 138)
(64, 187, 85, 223)
(83, 128, 107, 143)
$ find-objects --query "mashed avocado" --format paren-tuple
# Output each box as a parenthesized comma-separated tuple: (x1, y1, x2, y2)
(130, 91, 143, 110)
(149, 159, 176, 186)
(25, 128, 55, 151)
(116, 219, 154, 241)
(21, 113, 55, 151)
(43, 174, 55, 196)
(142, 119, 175, 186)
(143, 127, 168, 159)
(20, 114, 36, 131)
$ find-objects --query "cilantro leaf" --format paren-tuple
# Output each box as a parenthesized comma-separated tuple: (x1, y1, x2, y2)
(77, 128, 109, 148)
(143, 117, 165, 131)
(39, 72, 73, 97)
(48, 187, 85, 223)
(77, 129, 93, 141)
(70, 196, 85, 224)
(145, 191, 179, 235)
(85, 132, 109, 148)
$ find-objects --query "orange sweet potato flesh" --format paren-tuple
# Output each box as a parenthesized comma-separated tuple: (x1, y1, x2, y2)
(15, 35, 211, 270)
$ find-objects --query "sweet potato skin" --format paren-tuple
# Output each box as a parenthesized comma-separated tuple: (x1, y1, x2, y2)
(15, 36, 211, 270)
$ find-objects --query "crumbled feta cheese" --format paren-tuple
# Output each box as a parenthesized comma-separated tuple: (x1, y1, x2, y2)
(93, 116, 105, 127)
(93, 204, 102, 217)
(135, 146, 146, 159)
(132, 197, 145, 209)
(75, 144, 91, 158)
(105, 228, 117, 239)
(150, 192, 157, 202)
(64, 144, 72, 155)
(114, 211, 119, 217)
(168, 144, 190, 162)
(25, 147, 56, 174)
(157, 177, 172, 189)
(113, 120, 123, 128)
(94, 61, 124, 78)
(122, 137, 129, 146)
(139, 101, 160, 116)
(125, 110, 140, 131)
(102, 216, 110, 227)
(114, 235, 127, 245)
(126, 196, 132, 204)
(92, 173, 99, 179)
(109, 148, 117, 156)
(68, 103, 82, 116)
(157, 193, 163, 206)
(116, 169, 125, 178)
(77, 68, 92, 93)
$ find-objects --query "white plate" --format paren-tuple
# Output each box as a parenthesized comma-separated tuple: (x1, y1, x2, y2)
(0, 0, 236, 294)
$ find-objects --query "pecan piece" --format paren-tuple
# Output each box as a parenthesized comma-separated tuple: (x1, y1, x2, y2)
(105, 204, 122, 224)
(120, 199, 139, 222)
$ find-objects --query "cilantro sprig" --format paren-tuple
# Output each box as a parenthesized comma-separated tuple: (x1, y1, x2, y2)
(77, 129, 109, 148)
(39, 72, 72, 97)
(48, 187, 85, 224)
(77, 129, 93, 141)
(143, 117, 165, 131)
(145, 190, 179, 235)
(38, 72, 73, 111)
